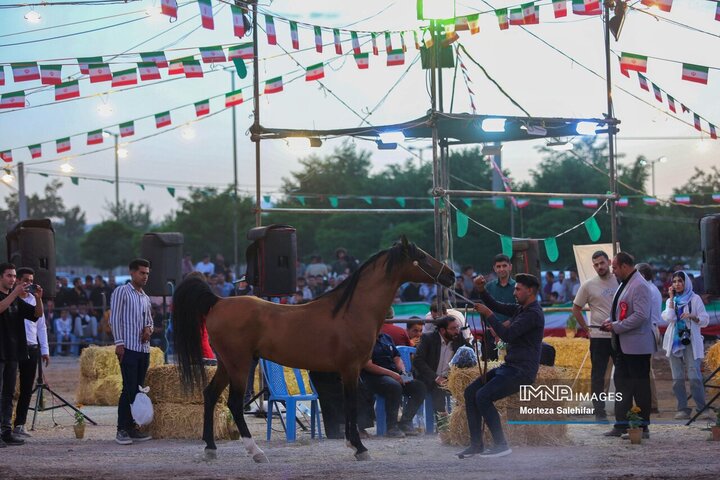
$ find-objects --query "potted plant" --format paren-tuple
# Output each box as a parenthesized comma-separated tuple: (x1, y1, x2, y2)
(74, 406, 85, 439)
(712, 410, 720, 441)
(626, 405, 643, 444)
(565, 315, 577, 338)
(496, 340, 507, 362)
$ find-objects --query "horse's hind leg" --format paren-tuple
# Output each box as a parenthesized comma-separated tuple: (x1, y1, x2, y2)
(202, 359, 229, 456)
(342, 371, 369, 461)
(227, 361, 268, 463)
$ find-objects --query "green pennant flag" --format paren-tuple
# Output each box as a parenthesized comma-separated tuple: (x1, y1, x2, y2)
(584, 217, 601, 242)
(296, 195, 305, 206)
(456, 210, 469, 238)
(138, 184, 145, 191)
(233, 58, 247, 79)
(39, 173, 49, 177)
(361, 196, 372, 205)
(544, 237, 559, 263)
(462, 198, 472, 208)
(429, 197, 434, 206)
(70, 177, 79, 185)
(396, 197, 406, 207)
(329, 196, 339, 208)
(494, 198, 505, 209)
(501, 235, 513, 258)
(167, 187, 176, 197)
(263, 195, 271, 203)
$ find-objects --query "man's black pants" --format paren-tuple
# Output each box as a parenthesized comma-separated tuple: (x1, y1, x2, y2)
(14, 346, 40, 427)
(117, 349, 149, 431)
(0, 360, 19, 434)
(590, 338, 615, 415)
(613, 346, 651, 431)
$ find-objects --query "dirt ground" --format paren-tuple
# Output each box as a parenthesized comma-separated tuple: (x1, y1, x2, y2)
(1, 355, 719, 480)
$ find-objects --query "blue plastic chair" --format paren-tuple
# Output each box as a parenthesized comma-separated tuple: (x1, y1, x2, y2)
(260, 359, 322, 442)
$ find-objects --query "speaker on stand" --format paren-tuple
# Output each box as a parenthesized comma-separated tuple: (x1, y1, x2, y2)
(6, 218, 56, 298)
(700, 214, 720, 295)
(246, 225, 297, 297)
(511, 239, 541, 281)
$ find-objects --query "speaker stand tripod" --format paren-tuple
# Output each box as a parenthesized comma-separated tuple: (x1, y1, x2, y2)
(30, 351, 96, 430)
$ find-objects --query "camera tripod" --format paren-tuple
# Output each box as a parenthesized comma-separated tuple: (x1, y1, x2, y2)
(30, 347, 96, 430)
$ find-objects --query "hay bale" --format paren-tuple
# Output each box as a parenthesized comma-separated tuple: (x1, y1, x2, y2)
(146, 365, 229, 404)
(95, 375, 123, 406)
(75, 378, 101, 405)
(440, 365, 569, 447)
(543, 337, 591, 393)
(149, 402, 231, 439)
(706, 340, 720, 374)
(80, 345, 166, 380)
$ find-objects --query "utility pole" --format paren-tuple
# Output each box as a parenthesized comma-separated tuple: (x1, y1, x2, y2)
(231, 71, 240, 278)
(18, 162, 28, 220)
(113, 132, 119, 217)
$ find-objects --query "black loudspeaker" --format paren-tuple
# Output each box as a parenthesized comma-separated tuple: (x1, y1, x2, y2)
(246, 224, 297, 297)
(511, 239, 541, 281)
(6, 219, 56, 298)
(700, 214, 720, 295)
(140, 232, 183, 296)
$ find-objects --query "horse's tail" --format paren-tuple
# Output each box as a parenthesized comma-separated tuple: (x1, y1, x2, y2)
(172, 275, 219, 392)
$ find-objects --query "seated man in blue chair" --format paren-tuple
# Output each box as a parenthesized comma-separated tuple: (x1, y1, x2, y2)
(358, 332, 427, 437)
(413, 316, 469, 415)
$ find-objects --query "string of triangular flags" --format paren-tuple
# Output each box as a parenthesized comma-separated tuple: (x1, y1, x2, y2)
(454, 47, 477, 114)
(452, 200, 608, 262)
(484, 194, 720, 209)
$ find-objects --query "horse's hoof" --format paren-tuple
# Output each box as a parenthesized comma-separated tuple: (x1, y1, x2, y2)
(345, 440, 353, 449)
(195, 448, 217, 462)
(252, 452, 269, 463)
(355, 451, 371, 461)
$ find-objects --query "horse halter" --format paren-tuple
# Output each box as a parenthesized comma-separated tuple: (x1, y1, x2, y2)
(411, 257, 450, 286)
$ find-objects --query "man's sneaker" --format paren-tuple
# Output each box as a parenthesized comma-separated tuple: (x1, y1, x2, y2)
(595, 412, 609, 423)
(385, 426, 405, 438)
(399, 422, 419, 436)
(0, 439, 6, 448)
(621, 430, 649, 440)
(457, 444, 484, 459)
(129, 428, 152, 442)
(13, 425, 31, 438)
(115, 430, 133, 445)
(479, 445, 512, 458)
(1, 433, 25, 446)
(674, 410, 691, 420)
(603, 428, 626, 437)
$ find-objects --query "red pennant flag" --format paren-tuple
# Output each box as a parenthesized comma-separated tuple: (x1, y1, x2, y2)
(161, 0, 178, 19)
(710, 124, 718, 139)
(198, 0, 214, 30)
(384, 32, 392, 54)
(638, 73, 649, 91)
(265, 15, 277, 45)
(314, 27, 323, 53)
(413, 31, 421, 49)
(667, 94, 677, 113)
(290, 21, 300, 50)
(333, 29, 342, 54)
(351, 31, 361, 55)
(400, 32, 407, 53)
(681, 103, 689, 114)
(694, 113, 702, 131)
(372, 33, 379, 55)
(652, 83, 663, 102)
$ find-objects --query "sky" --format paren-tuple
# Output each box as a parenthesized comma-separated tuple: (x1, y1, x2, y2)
(0, 0, 718, 225)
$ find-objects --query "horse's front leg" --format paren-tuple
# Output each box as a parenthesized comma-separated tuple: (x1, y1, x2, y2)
(227, 362, 268, 463)
(342, 374, 369, 461)
(202, 360, 229, 458)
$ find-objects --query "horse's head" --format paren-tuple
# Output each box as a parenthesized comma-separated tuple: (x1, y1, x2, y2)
(392, 236, 455, 288)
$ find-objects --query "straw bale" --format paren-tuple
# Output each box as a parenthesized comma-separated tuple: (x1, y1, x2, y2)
(149, 402, 232, 439)
(146, 365, 229, 404)
(706, 340, 720, 373)
(75, 378, 99, 405)
(542, 337, 591, 393)
(79, 345, 165, 380)
(95, 375, 123, 405)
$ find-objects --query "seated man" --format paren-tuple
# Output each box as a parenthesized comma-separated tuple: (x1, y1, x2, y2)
(358, 332, 427, 437)
(54, 308, 77, 356)
(406, 319, 424, 347)
(413, 316, 469, 414)
(424, 302, 473, 343)
(73, 302, 98, 345)
(380, 307, 412, 347)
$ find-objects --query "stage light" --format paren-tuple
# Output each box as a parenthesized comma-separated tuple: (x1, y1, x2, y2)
(576, 122, 599, 135)
(481, 118, 506, 132)
(287, 137, 311, 153)
(24, 10, 41, 24)
(181, 125, 196, 140)
(117, 147, 129, 159)
(309, 137, 323, 148)
(97, 103, 113, 117)
(547, 141, 574, 151)
(379, 131, 405, 144)
(376, 140, 398, 150)
(526, 125, 547, 136)
(60, 162, 74, 173)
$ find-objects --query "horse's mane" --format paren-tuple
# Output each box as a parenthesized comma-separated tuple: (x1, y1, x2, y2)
(320, 241, 420, 317)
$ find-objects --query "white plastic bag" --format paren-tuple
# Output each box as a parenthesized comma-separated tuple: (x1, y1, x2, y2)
(131, 386, 154, 426)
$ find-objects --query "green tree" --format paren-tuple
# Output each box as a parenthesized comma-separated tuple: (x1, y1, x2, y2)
(81, 220, 138, 272)
(105, 200, 153, 231)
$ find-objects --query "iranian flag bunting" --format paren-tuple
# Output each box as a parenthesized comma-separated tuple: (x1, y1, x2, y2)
(638, 73, 649, 91)
(713, 194, 720, 203)
(138, 62, 161, 81)
(1, 151, 12, 163)
(716, 1, 720, 21)
(77, 56, 102, 74)
(372, 33, 379, 55)
(40, 64, 62, 85)
(0, 66, 4, 86)
(572, 0, 601, 15)
(0, 91, 25, 109)
(140, 51, 168, 68)
(228, 43, 254, 60)
(167, 56, 187, 73)
(617, 197, 629, 207)
(29, 144, 42, 159)
(333, 29, 342, 54)
(225, 89, 243, 107)
(681, 103, 689, 113)
(314, 27, 323, 53)
(194, 100, 210, 117)
(413, 31, 421, 49)
(161, 0, 178, 19)
(641, 0, 673, 12)
(199, 46, 226, 63)
(198, 0, 214, 29)
(516, 199, 530, 208)
(354, 53, 369, 69)
(155, 111, 172, 128)
(55, 80, 79, 100)
(522, 3, 538, 24)
(231, 5, 246, 37)
(351, 31, 361, 54)
(548, 199, 564, 208)
(12, 62, 40, 82)
(305, 63, 324, 81)
(619, 52, 647, 74)
(265, 15, 276, 45)
(711, 124, 718, 139)
(467, 13, 480, 34)
(87, 129, 104, 145)
(553, 0, 568, 17)
(442, 31, 459, 46)
(509, 8, 524, 25)
(681, 63, 709, 85)
(387, 49, 405, 67)
(183, 60, 204, 78)
(111, 68, 138, 87)
(400, 32, 407, 52)
(119, 121, 135, 137)
(582, 199, 598, 208)
(667, 94, 677, 113)
(89, 63, 112, 83)
(694, 113, 701, 131)
(643, 197, 658, 206)
(56, 137, 71, 153)
(290, 21, 300, 49)
(455, 16, 469, 31)
(674, 195, 691, 204)
(496, 8, 509, 30)
(264, 76, 283, 94)
(385, 32, 392, 53)
(652, 83, 663, 102)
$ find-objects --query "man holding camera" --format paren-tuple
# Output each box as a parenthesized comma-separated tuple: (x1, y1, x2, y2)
(0, 262, 43, 446)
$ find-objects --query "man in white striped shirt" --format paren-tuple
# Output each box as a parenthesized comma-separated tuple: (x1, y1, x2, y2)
(12, 268, 50, 438)
(110, 258, 153, 445)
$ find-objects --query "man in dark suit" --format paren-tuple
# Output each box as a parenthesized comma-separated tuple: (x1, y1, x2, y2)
(413, 316, 468, 414)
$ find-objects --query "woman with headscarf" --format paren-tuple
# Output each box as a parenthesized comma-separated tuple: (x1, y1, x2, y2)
(661, 270, 709, 420)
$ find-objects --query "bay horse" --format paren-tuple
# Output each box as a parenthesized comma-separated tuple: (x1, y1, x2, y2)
(172, 236, 455, 462)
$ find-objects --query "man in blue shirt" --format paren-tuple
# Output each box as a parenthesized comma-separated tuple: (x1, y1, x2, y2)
(484, 254, 517, 361)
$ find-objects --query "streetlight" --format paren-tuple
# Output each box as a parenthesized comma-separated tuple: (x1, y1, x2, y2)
(640, 156, 667, 197)
(103, 130, 121, 217)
